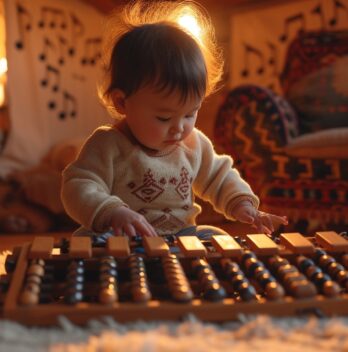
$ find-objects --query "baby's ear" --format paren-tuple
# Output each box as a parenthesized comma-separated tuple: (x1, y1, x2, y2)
(111, 89, 126, 114)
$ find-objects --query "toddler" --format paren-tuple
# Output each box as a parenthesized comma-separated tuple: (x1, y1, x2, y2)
(61, 0, 287, 238)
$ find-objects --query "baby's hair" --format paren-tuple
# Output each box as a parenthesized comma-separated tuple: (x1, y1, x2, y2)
(99, 0, 224, 117)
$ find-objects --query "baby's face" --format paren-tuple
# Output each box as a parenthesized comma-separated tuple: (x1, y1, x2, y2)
(123, 85, 202, 151)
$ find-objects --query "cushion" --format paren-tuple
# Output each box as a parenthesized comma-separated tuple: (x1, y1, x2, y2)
(287, 55, 348, 134)
(284, 127, 348, 158)
(10, 138, 84, 214)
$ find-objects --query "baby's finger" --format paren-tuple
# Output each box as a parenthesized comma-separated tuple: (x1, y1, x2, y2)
(271, 214, 288, 226)
(113, 226, 124, 236)
(123, 223, 137, 238)
(260, 214, 274, 233)
(134, 220, 157, 237)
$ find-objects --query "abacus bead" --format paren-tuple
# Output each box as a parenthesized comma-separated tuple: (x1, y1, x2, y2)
(27, 264, 44, 277)
(265, 282, 284, 300)
(297, 257, 314, 271)
(20, 290, 39, 306)
(239, 282, 257, 301)
(65, 291, 83, 304)
(172, 286, 193, 302)
(203, 283, 226, 301)
(25, 282, 40, 294)
(132, 286, 151, 303)
(31, 259, 45, 266)
(322, 281, 341, 297)
(318, 255, 336, 269)
(99, 287, 117, 304)
(66, 281, 84, 292)
(306, 266, 322, 279)
(289, 280, 317, 298)
(26, 274, 42, 285)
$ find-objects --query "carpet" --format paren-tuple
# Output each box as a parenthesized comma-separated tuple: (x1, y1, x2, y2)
(1, 252, 348, 352)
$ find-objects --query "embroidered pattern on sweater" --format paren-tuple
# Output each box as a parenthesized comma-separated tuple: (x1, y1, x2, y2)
(132, 169, 164, 203)
(175, 167, 192, 200)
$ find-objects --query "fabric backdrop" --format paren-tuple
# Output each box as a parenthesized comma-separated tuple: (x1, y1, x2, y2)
(0, 0, 111, 177)
(229, 0, 348, 94)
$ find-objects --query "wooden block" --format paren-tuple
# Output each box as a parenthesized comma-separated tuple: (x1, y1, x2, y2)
(143, 237, 169, 257)
(211, 235, 242, 258)
(107, 236, 130, 257)
(177, 236, 207, 257)
(316, 231, 348, 252)
(280, 233, 314, 254)
(69, 237, 92, 258)
(245, 234, 279, 255)
(28, 236, 54, 259)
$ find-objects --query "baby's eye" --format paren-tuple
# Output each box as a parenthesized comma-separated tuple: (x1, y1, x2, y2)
(156, 116, 170, 122)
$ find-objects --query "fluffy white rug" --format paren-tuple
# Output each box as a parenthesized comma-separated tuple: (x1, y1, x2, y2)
(1, 314, 348, 352)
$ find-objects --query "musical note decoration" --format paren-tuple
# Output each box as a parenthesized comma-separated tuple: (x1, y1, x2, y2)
(40, 65, 60, 92)
(38, 37, 54, 61)
(240, 43, 265, 77)
(15, 3, 32, 49)
(37, 6, 67, 30)
(68, 14, 85, 57)
(279, 13, 306, 43)
(311, 4, 326, 30)
(58, 91, 77, 119)
(80, 38, 102, 65)
(329, 0, 348, 27)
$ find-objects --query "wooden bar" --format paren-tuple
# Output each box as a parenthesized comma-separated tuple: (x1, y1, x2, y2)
(28, 236, 54, 259)
(106, 236, 130, 257)
(177, 236, 207, 257)
(69, 237, 92, 258)
(211, 235, 242, 258)
(280, 233, 314, 254)
(316, 231, 348, 252)
(143, 237, 169, 257)
(245, 234, 279, 255)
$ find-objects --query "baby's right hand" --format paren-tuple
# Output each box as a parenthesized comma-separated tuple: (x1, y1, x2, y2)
(109, 206, 157, 238)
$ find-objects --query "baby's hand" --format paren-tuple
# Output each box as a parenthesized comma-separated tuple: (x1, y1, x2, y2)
(109, 206, 157, 238)
(231, 200, 288, 234)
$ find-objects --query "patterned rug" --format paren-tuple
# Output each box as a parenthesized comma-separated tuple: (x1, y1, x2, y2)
(1, 252, 348, 352)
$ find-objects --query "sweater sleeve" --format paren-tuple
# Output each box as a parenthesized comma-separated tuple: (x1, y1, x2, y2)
(61, 127, 126, 231)
(192, 129, 259, 220)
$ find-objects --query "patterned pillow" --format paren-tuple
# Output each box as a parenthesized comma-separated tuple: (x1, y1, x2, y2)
(287, 56, 348, 133)
(281, 30, 348, 134)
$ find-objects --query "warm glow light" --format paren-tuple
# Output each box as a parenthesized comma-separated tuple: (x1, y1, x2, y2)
(178, 13, 202, 41)
(0, 58, 7, 107)
(0, 57, 7, 75)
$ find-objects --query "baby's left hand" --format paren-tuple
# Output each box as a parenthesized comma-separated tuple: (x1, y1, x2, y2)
(231, 200, 288, 234)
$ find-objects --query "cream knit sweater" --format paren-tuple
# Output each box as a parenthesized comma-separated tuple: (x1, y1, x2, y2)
(61, 124, 259, 235)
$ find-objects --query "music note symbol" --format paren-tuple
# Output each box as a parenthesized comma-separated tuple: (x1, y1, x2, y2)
(58, 91, 77, 119)
(58, 36, 68, 65)
(15, 4, 32, 50)
(81, 38, 102, 65)
(267, 42, 278, 76)
(68, 14, 85, 57)
(240, 43, 265, 77)
(38, 6, 67, 29)
(40, 65, 60, 92)
(38, 37, 55, 62)
(311, 4, 326, 30)
(329, 0, 348, 27)
(279, 13, 306, 43)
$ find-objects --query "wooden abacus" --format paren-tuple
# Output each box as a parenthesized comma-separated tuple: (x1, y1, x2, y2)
(1, 230, 348, 326)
